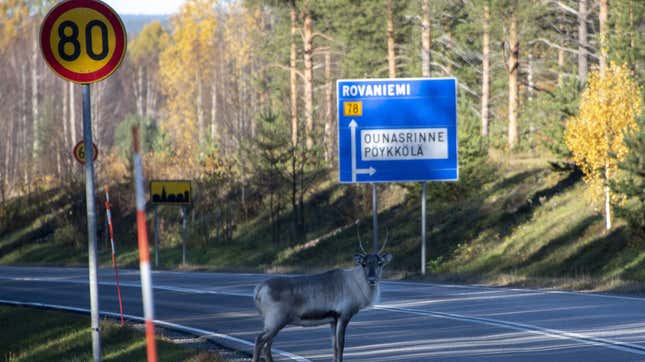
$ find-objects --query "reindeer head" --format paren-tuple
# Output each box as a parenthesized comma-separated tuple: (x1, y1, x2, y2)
(354, 226, 392, 286)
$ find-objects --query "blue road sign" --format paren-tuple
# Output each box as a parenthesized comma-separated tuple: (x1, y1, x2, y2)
(337, 78, 458, 183)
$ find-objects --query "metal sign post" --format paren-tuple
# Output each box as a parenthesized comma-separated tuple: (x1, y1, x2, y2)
(421, 182, 427, 275)
(41, 1, 128, 360)
(372, 184, 378, 253)
(181, 206, 187, 265)
(153, 206, 159, 268)
(82, 83, 101, 361)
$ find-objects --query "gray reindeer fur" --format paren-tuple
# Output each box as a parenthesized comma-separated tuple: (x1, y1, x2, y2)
(252, 251, 392, 362)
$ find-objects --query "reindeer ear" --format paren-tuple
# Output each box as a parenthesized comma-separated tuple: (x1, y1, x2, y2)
(380, 252, 392, 264)
(353, 254, 364, 265)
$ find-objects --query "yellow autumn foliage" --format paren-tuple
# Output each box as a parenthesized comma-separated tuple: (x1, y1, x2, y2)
(158, 0, 218, 176)
(564, 62, 641, 204)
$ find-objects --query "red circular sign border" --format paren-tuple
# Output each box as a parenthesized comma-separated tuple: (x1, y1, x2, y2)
(40, 0, 127, 84)
(73, 141, 99, 164)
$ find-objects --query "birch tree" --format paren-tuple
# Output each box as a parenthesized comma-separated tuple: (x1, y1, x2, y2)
(159, 0, 217, 166)
(565, 63, 641, 231)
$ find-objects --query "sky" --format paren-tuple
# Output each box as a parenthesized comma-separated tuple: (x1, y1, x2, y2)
(103, 0, 186, 15)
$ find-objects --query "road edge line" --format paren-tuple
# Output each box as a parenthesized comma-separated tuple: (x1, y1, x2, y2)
(0, 299, 311, 362)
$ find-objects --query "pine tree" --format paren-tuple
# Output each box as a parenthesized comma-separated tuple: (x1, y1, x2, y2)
(612, 115, 645, 236)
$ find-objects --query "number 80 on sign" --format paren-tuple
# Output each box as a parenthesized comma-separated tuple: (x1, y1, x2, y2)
(40, 0, 127, 84)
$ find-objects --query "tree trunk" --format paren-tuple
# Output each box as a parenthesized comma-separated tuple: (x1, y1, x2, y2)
(289, 6, 298, 148)
(481, 4, 490, 136)
(145, 71, 152, 118)
(136, 66, 144, 116)
(508, 11, 520, 150)
(291, 151, 298, 244)
(197, 72, 205, 148)
(446, 31, 453, 75)
(31, 23, 39, 162)
(604, 164, 612, 230)
(62, 81, 69, 174)
(4, 111, 13, 194)
(21, 62, 29, 187)
(298, 158, 305, 241)
(598, 0, 608, 75)
(289, 2, 299, 242)
(386, 0, 396, 78)
(91, 81, 104, 148)
(629, 1, 634, 49)
(528, 51, 534, 101)
(578, 0, 588, 88)
(303, 8, 314, 149)
(69, 82, 76, 146)
(324, 51, 333, 161)
(421, 0, 431, 77)
(210, 82, 217, 144)
(558, 11, 565, 87)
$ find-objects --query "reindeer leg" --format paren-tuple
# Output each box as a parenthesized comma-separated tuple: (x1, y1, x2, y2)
(261, 313, 288, 362)
(262, 327, 283, 362)
(252, 332, 266, 362)
(335, 317, 351, 362)
(330, 318, 338, 362)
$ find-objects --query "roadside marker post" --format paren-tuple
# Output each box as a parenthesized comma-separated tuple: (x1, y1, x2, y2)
(132, 127, 158, 362)
(40, 1, 127, 360)
(104, 185, 125, 325)
(337, 78, 458, 271)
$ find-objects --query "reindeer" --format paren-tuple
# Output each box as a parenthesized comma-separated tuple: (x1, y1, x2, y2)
(252, 230, 392, 362)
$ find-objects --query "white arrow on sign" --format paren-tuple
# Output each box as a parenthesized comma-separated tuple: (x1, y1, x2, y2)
(349, 120, 376, 182)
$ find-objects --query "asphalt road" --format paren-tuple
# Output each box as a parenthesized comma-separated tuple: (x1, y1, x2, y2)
(1, 266, 644, 361)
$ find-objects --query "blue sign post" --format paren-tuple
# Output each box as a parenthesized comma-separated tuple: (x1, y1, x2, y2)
(337, 78, 458, 183)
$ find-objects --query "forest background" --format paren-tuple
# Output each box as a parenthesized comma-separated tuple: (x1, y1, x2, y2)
(0, 0, 643, 287)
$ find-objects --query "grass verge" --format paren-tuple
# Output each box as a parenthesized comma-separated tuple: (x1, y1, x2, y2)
(0, 305, 227, 362)
(1, 156, 644, 294)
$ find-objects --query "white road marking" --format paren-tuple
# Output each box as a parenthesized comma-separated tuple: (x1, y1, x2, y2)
(371, 305, 645, 356)
(3, 272, 645, 357)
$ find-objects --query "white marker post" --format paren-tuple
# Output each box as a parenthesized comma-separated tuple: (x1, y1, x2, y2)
(104, 185, 125, 325)
(132, 127, 158, 362)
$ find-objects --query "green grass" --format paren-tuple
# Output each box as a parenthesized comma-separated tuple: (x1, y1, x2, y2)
(0, 305, 226, 362)
(1, 157, 644, 292)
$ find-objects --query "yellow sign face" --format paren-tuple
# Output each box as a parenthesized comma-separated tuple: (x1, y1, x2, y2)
(40, 0, 127, 84)
(343, 101, 363, 117)
(50, 8, 116, 74)
(150, 181, 192, 205)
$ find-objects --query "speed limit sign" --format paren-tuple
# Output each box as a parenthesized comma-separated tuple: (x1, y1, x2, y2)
(40, 0, 127, 84)
(73, 140, 99, 164)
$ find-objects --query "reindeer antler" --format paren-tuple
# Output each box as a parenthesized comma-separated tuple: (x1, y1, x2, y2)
(355, 220, 367, 254)
(378, 226, 389, 254)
